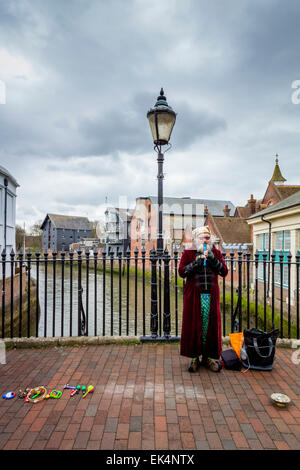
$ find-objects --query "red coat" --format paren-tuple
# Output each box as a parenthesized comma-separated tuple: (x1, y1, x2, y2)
(178, 246, 228, 359)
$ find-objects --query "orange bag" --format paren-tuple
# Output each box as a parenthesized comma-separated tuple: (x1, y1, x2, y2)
(229, 332, 244, 361)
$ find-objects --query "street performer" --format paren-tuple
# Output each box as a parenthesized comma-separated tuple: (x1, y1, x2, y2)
(178, 226, 228, 372)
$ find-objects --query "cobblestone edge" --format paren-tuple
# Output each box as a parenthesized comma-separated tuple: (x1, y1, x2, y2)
(3, 336, 300, 349)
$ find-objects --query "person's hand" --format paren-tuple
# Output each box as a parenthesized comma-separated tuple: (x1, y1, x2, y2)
(195, 254, 202, 264)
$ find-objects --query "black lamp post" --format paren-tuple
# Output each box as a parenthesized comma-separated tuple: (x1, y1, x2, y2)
(3, 177, 8, 252)
(147, 88, 176, 257)
(141, 89, 177, 344)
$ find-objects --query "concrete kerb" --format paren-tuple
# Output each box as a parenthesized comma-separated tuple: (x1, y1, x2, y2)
(2, 335, 298, 349)
(3, 336, 141, 349)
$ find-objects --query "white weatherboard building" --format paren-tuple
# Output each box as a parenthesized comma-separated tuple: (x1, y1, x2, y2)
(0, 165, 19, 255)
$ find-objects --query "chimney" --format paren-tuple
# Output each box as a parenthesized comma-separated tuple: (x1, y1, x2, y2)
(223, 204, 231, 217)
(248, 194, 256, 215)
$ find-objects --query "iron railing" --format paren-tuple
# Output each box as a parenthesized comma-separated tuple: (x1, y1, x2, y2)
(1, 248, 300, 340)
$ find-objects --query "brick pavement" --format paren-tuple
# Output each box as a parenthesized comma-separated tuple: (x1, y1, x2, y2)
(0, 344, 300, 450)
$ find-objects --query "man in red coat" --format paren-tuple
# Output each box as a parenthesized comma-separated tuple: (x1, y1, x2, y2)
(178, 226, 228, 372)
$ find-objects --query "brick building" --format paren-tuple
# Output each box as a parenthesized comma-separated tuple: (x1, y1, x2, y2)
(130, 196, 235, 266)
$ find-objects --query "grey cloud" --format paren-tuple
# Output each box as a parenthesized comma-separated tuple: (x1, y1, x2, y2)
(1, 0, 300, 226)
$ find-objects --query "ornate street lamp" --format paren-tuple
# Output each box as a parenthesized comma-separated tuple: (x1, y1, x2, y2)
(141, 89, 178, 344)
(147, 88, 176, 256)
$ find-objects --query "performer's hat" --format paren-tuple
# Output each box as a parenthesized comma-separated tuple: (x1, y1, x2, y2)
(192, 225, 211, 237)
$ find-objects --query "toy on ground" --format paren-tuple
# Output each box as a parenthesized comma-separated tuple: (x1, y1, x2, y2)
(63, 384, 77, 390)
(25, 386, 47, 404)
(18, 388, 30, 399)
(81, 385, 86, 395)
(82, 385, 95, 398)
(69, 388, 79, 397)
(45, 390, 62, 399)
(2, 391, 16, 400)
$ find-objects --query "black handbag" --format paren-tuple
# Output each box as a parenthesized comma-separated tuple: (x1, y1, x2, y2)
(240, 328, 279, 371)
(221, 349, 242, 371)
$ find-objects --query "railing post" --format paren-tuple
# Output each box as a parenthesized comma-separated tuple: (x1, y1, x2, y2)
(141, 245, 146, 337)
(134, 246, 139, 336)
(85, 247, 90, 336)
(126, 245, 130, 336)
(43, 250, 48, 337)
(263, 251, 267, 331)
(246, 249, 250, 329)
(140, 248, 158, 342)
(102, 246, 106, 336)
(77, 248, 83, 336)
(254, 250, 259, 329)
(94, 247, 98, 336)
(237, 249, 242, 332)
(117, 247, 122, 336)
(1, 249, 6, 339)
(271, 250, 275, 330)
(19, 249, 24, 338)
(52, 250, 57, 337)
(26, 249, 32, 338)
(296, 252, 300, 340)
(61, 248, 65, 337)
(287, 251, 292, 339)
(69, 249, 74, 337)
(10, 249, 15, 338)
(109, 246, 114, 336)
(174, 246, 179, 337)
(150, 248, 158, 339)
(230, 250, 234, 332)
(279, 250, 284, 338)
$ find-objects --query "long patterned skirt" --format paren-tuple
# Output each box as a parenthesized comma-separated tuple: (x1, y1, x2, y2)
(201, 293, 211, 344)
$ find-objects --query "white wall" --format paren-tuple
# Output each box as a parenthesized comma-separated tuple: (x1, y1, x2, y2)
(0, 170, 18, 255)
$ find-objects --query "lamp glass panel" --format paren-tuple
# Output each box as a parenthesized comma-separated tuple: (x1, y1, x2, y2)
(148, 111, 176, 144)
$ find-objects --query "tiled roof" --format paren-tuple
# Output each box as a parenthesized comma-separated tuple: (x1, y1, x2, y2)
(270, 157, 286, 183)
(276, 185, 300, 200)
(210, 216, 251, 244)
(41, 214, 91, 230)
(248, 189, 300, 219)
(147, 196, 235, 217)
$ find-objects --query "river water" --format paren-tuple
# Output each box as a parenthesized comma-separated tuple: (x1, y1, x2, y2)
(30, 263, 184, 338)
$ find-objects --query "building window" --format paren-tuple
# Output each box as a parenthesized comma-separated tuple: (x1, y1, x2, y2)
(274, 230, 290, 287)
(257, 233, 269, 281)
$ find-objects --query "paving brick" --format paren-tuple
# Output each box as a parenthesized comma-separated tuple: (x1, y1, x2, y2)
(256, 432, 277, 449)
(195, 439, 210, 450)
(247, 439, 264, 450)
(222, 439, 237, 450)
(207, 432, 223, 450)
(45, 431, 64, 449)
(155, 431, 168, 449)
(240, 423, 257, 440)
(166, 409, 178, 424)
(1, 345, 300, 450)
(104, 417, 118, 433)
(231, 431, 250, 449)
(155, 415, 167, 432)
(274, 440, 291, 450)
(128, 431, 142, 449)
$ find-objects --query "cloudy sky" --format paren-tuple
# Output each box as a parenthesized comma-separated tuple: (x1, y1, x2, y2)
(1, 0, 300, 230)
